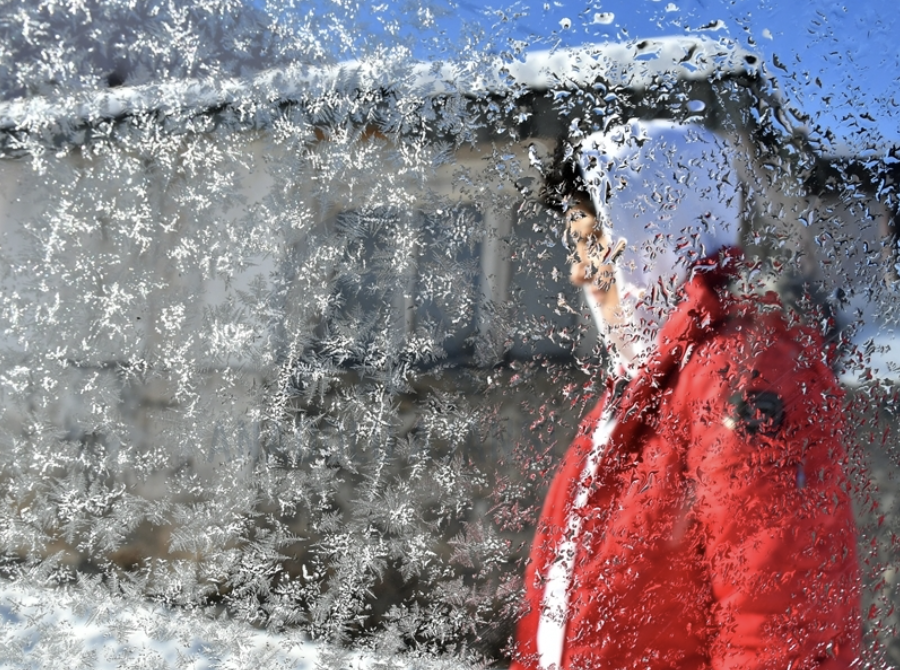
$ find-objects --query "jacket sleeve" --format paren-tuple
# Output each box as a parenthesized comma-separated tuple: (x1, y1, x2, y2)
(677, 335, 861, 670)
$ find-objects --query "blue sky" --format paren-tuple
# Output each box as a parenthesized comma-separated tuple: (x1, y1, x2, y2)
(304, 0, 899, 152)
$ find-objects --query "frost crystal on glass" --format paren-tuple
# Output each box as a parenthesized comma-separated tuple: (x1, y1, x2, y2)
(0, 0, 899, 667)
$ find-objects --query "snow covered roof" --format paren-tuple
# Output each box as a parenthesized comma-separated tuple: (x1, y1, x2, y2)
(489, 36, 760, 92)
(0, 36, 759, 136)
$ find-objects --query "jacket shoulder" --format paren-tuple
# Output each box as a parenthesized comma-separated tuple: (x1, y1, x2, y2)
(671, 307, 844, 466)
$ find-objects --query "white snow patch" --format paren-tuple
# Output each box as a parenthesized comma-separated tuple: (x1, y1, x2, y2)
(0, 580, 319, 670)
(0, 579, 471, 669)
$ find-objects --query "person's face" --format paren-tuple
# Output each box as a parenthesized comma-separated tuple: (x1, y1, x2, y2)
(566, 199, 613, 291)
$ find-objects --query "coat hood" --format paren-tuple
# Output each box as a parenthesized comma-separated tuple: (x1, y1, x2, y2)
(576, 119, 743, 371)
(577, 119, 741, 289)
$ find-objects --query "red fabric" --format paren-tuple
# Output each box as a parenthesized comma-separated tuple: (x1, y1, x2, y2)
(512, 252, 861, 670)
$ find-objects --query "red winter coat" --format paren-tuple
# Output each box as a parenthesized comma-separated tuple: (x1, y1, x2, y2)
(512, 253, 861, 670)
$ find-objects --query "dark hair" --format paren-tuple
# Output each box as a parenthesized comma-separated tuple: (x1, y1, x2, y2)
(539, 138, 590, 213)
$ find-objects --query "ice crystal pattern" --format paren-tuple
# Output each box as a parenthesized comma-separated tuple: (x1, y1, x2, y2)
(0, 1, 899, 667)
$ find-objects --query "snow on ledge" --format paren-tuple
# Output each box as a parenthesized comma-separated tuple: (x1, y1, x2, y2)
(0, 36, 760, 135)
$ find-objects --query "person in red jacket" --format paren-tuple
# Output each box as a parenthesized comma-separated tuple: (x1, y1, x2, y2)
(512, 121, 861, 670)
